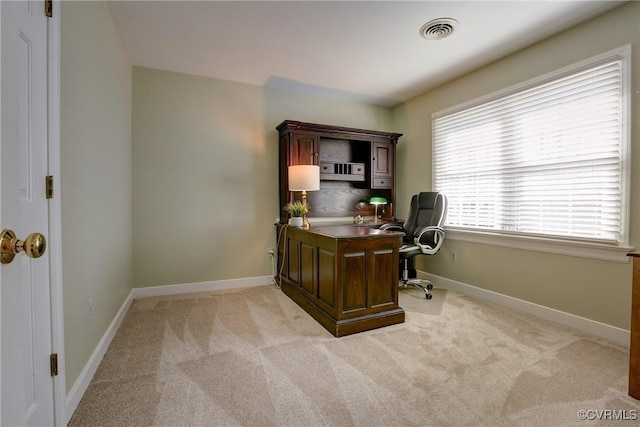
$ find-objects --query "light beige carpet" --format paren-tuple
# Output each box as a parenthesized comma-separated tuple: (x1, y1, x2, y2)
(398, 286, 447, 315)
(69, 285, 640, 426)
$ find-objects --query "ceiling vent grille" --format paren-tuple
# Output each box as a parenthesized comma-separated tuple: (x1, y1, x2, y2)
(419, 18, 459, 40)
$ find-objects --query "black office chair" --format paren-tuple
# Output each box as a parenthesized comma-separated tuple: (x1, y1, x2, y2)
(380, 192, 447, 299)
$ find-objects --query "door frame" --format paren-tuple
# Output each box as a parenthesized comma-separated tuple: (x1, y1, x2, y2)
(46, 1, 66, 425)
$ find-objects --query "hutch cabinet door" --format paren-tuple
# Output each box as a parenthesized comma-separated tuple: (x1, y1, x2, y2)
(291, 133, 319, 165)
(372, 141, 394, 189)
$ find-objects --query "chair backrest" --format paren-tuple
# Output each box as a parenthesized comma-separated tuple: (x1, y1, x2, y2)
(402, 192, 447, 240)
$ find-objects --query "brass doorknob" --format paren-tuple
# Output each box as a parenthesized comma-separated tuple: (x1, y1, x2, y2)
(0, 229, 47, 264)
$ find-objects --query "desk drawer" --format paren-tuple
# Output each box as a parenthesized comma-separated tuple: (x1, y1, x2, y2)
(372, 177, 392, 188)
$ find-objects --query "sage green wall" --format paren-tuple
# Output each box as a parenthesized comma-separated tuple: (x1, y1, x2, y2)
(61, 1, 133, 391)
(132, 67, 391, 287)
(392, 1, 640, 330)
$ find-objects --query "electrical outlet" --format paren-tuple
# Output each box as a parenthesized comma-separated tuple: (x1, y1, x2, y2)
(87, 298, 94, 318)
(449, 250, 458, 263)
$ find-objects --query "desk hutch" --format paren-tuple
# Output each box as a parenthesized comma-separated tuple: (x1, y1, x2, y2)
(276, 120, 403, 223)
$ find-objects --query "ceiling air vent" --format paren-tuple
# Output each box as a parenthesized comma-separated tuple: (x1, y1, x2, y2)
(419, 18, 459, 40)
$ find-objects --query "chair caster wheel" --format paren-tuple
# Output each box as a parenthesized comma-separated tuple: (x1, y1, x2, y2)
(426, 284, 433, 290)
(425, 293, 433, 300)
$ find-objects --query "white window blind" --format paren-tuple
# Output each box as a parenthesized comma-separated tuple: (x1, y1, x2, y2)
(433, 50, 629, 246)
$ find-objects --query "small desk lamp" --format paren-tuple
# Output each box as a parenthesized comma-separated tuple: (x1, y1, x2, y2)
(288, 165, 320, 229)
(370, 197, 387, 223)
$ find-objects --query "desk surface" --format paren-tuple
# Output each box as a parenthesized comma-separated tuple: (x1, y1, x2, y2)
(292, 224, 404, 239)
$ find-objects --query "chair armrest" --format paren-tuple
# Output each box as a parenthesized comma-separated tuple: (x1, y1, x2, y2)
(379, 223, 405, 233)
(413, 226, 445, 255)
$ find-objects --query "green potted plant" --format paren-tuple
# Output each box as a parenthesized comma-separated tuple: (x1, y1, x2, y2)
(284, 200, 308, 227)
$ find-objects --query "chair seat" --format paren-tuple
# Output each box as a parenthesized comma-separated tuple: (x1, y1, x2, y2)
(399, 244, 422, 258)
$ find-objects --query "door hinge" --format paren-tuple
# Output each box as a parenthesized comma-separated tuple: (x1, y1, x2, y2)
(44, 0, 52, 18)
(46, 175, 54, 199)
(50, 353, 58, 377)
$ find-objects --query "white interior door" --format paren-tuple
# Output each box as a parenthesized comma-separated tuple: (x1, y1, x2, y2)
(1, 1, 54, 425)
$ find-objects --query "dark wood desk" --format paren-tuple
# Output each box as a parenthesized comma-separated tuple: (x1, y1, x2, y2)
(276, 224, 405, 337)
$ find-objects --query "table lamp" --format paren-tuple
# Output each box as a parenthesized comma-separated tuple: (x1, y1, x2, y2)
(369, 197, 387, 223)
(288, 165, 320, 229)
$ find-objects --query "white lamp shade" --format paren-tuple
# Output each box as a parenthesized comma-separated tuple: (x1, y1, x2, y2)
(288, 165, 320, 191)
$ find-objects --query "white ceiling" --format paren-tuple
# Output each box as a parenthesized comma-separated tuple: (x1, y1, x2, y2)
(108, 1, 624, 107)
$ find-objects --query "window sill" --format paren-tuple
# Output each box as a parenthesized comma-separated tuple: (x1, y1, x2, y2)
(445, 228, 633, 263)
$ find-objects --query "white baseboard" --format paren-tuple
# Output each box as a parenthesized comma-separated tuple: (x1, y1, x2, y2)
(64, 289, 135, 424)
(420, 270, 631, 348)
(64, 275, 273, 424)
(131, 275, 274, 298)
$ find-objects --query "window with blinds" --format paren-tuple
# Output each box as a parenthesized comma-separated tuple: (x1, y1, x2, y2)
(433, 47, 630, 247)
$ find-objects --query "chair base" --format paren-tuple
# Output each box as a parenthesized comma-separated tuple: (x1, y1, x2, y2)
(400, 279, 434, 299)
(400, 258, 434, 300)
